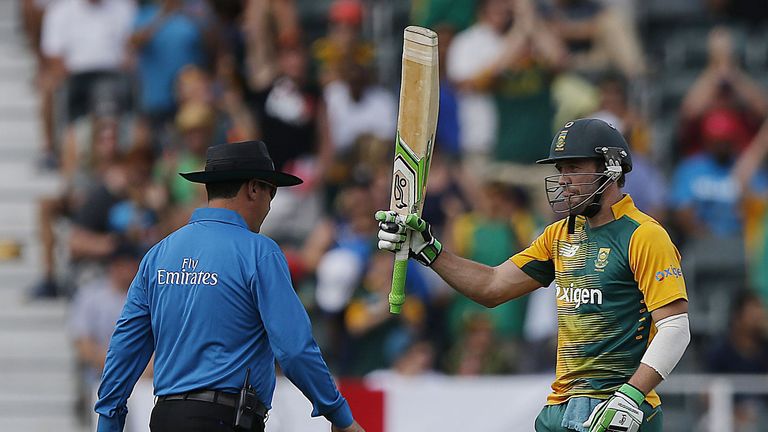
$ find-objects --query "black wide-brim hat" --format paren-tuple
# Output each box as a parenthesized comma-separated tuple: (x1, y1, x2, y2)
(179, 140, 303, 187)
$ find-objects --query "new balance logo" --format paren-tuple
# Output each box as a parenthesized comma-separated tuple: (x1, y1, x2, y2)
(560, 243, 580, 258)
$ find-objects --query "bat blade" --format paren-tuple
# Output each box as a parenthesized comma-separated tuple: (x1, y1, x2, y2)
(389, 26, 439, 314)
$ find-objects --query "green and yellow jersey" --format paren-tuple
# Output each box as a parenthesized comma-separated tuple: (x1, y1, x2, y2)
(511, 195, 687, 408)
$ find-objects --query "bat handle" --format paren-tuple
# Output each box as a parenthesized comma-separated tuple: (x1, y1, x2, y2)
(389, 232, 411, 314)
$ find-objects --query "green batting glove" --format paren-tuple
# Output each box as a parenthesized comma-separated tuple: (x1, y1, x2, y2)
(583, 384, 645, 432)
(375, 210, 443, 266)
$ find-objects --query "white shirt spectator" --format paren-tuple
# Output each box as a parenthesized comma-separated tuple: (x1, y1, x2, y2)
(69, 278, 127, 346)
(69, 277, 127, 383)
(447, 23, 504, 155)
(41, 0, 136, 73)
(324, 80, 397, 152)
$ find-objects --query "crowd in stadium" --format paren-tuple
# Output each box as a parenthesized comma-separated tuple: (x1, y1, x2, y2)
(17, 0, 768, 427)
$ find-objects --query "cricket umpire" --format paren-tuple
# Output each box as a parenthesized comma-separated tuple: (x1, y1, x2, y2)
(96, 141, 365, 432)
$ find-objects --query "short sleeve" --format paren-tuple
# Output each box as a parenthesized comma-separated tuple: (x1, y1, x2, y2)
(510, 224, 556, 286)
(629, 222, 688, 311)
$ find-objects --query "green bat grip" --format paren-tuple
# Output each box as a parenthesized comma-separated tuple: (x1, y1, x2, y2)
(389, 255, 408, 314)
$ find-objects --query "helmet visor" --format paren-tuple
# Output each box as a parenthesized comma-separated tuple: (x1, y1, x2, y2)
(544, 172, 613, 215)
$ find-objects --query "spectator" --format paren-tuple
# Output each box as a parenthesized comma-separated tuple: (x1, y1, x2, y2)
(445, 312, 511, 375)
(107, 148, 159, 251)
(707, 290, 768, 374)
(67, 148, 154, 289)
(447, 0, 567, 163)
(299, 172, 379, 277)
(311, 0, 374, 86)
(22, 0, 59, 167)
(446, 0, 509, 158)
(323, 60, 397, 158)
(152, 101, 214, 231)
(421, 150, 470, 239)
(40, 0, 136, 133)
(670, 110, 768, 240)
(680, 26, 767, 156)
(544, 0, 646, 79)
(69, 240, 147, 427)
(30, 111, 126, 298)
(447, 182, 538, 343)
(59, 112, 124, 181)
(174, 64, 254, 144)
(247, 31, 333, 178)
(130, 0, 208, 151)
(434, 24, 462, 158)
(411, 0, 477, 33)
(366, 338, 441, 381)
(488, 0, 566, 164)
(344, 252, 426, 376)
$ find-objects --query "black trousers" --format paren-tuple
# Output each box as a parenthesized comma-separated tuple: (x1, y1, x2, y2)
(150, 400, 265, 432)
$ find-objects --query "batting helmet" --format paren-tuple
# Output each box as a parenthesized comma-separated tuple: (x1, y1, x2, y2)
(537, 118, 632, 174)
(537, 119, 633, 221)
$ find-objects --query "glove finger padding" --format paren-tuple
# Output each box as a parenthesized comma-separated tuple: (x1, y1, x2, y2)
(373, 210, 443, 266)
(378, 230, 406, 243)
(379, 221, 406, 234)
(404, 213, 428, 232)
(378, 239, 402, 252)
(375, 210, 400, 223)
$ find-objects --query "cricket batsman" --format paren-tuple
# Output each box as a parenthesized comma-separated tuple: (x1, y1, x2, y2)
(376, 118, 690, 432)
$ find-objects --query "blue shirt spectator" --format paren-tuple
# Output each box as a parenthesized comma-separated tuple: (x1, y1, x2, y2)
(133, 2, 206, 116)
(670, 153, 768, 236)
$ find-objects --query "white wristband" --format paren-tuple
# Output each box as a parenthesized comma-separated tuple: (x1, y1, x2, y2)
(640, 313, 690, 379)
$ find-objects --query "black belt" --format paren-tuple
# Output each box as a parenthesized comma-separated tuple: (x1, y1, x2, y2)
(158, 390, 238, 408)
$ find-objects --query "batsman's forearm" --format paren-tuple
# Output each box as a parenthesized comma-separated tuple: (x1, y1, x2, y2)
(430, 251, 500, 307)
(627, 363, 663, 396)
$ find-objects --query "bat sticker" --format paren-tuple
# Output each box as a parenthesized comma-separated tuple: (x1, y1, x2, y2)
(394, 173, 408, 209)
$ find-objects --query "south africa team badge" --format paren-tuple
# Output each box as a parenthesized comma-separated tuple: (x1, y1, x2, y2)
(594, 247, 611, 270)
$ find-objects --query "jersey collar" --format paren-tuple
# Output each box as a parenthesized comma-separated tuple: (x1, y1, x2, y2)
(190, 207, 249, 229)
(609, 194, 636, 221)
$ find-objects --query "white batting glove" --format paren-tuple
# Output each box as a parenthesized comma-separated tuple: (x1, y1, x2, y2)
(584, 384, 645, 432)
(375, 210, 442, 266)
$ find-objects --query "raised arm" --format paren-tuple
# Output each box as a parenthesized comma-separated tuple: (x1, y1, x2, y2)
(732, 119, 768, 192)
(376, 211, 543, 308)
(431, 249, 542, 307)
(242, 0, 279, 91)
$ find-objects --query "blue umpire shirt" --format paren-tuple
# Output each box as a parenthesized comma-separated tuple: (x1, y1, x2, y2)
(95, 208, 353, 431)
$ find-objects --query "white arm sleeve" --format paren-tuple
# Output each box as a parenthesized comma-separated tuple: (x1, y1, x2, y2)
(640, 313, 690, 379)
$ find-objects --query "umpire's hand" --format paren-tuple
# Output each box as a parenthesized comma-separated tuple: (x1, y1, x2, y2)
(332, 420, 365, 432)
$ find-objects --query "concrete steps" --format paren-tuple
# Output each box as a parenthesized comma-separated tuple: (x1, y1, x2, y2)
(0, 417, 85, 432)
(0, 161, 61, 198)
(0, 4, 85, 432)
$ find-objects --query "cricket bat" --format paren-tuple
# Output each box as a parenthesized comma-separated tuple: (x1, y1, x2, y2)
(388, 26, 439, 314)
